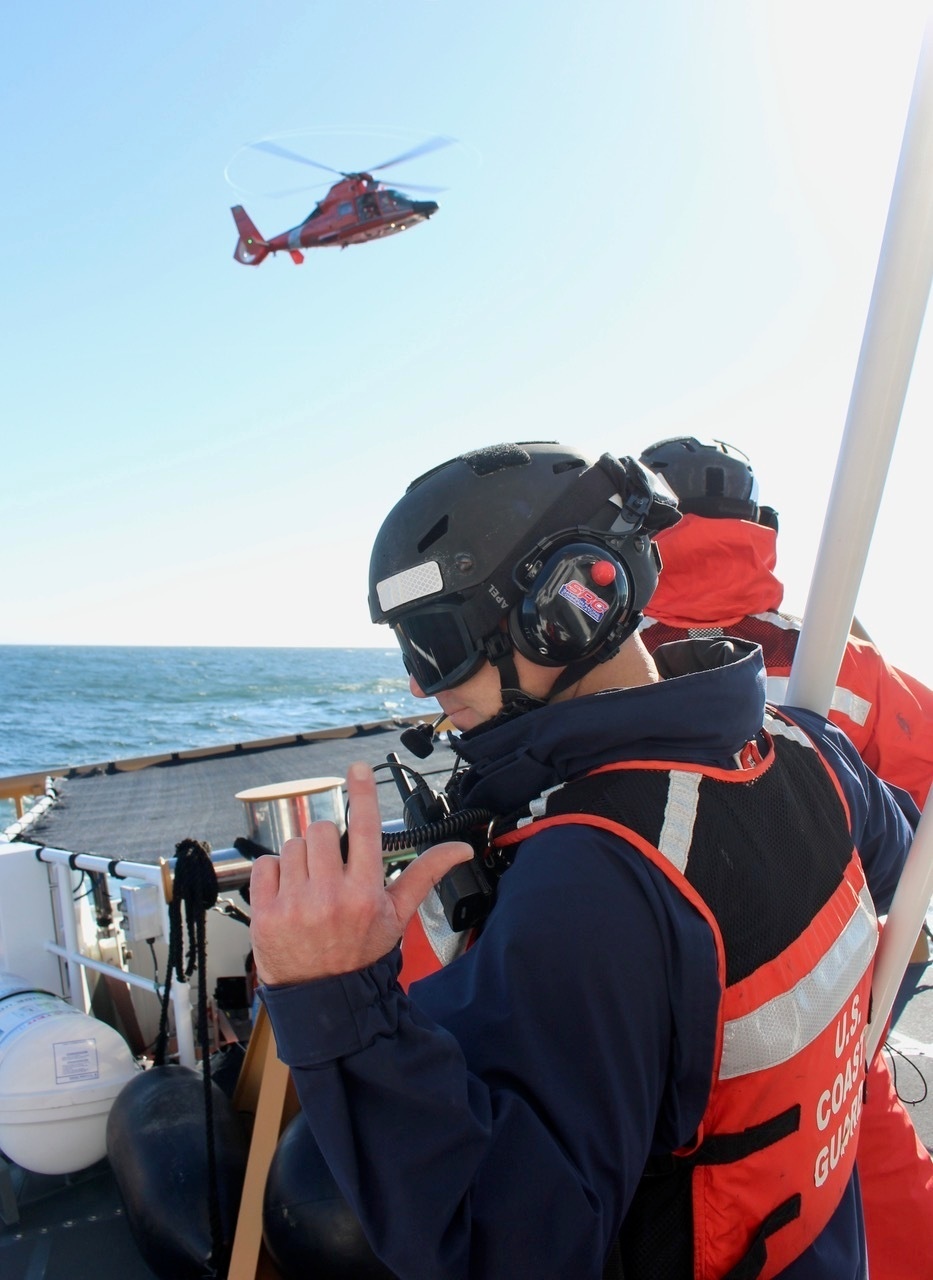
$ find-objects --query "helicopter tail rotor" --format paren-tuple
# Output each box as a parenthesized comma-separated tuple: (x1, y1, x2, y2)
(231, 206, 271, 266)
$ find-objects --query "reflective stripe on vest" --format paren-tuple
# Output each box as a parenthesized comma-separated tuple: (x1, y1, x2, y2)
(488, 708, 877, 1279)
(721, 875, 875, 1081)
(767, 674, 872, 728)
(400, 889, 471, 991)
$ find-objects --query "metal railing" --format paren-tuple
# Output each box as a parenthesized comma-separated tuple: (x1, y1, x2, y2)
(30, 845, 200, 1065)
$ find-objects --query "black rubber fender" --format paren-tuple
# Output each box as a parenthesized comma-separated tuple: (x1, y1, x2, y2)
(263, 1112, 397, 1279)
(105, 1064, 249, 1280)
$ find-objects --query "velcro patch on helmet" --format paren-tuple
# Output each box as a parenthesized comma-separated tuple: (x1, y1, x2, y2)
(377, 560, 444, 611)
(460, 443, 534, 475)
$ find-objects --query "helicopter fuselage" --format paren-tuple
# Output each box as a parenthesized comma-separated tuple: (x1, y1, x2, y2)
(233, 174, 438, 266)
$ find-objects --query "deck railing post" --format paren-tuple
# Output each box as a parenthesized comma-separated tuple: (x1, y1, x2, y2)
(50, 862, 91, 1013)
(171, 979, 197, 1069)
(784, 24, 933, 1058)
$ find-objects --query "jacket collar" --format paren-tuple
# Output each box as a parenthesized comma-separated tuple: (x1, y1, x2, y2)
(451, 638, 767, 815)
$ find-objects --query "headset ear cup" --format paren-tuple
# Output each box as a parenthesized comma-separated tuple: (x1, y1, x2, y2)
(509, 542, 632, 666)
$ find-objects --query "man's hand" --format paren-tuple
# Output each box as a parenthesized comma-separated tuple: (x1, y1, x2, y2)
(249, 760, 474, 986)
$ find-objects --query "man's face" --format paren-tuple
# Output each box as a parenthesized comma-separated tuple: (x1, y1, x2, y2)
(410, 652, 562, 732)
(409, 660, 504, 733)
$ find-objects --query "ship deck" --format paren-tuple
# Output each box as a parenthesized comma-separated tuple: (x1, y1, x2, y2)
(5, 717, 460, 864)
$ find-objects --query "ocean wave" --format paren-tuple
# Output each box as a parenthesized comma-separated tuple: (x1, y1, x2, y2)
(0, 645, 424, 777)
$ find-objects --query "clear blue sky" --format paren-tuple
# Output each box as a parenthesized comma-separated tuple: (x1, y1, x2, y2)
(3, 2, 931, 684)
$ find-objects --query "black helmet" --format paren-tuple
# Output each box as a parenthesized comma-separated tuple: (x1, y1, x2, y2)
(369, 441, 680, 698)
(639, 436, 763, 521)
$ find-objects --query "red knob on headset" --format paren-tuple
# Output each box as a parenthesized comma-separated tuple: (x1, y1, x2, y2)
(590, 560, 616, 587)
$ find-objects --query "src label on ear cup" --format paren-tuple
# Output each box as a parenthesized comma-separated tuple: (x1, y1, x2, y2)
(558, 580, 610, 622)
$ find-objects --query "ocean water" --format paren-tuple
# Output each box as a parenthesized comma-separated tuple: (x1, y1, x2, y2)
(0, 645, 424, 823)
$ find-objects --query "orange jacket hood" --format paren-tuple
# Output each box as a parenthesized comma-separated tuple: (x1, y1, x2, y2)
(648, 514, 784, 628)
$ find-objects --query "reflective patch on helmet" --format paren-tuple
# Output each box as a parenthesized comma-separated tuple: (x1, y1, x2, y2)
(377, 560, 444, 611)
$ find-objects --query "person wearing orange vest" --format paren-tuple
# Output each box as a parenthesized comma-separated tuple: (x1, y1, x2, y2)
(638, 436, 933, 813)
(249, 442, 916, 1279)
(638, 434, 933, 1280)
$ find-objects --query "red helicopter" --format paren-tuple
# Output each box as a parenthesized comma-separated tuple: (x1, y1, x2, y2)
(231, 135, 452, 266)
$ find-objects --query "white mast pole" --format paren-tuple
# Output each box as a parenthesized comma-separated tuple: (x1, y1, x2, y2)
(782, 25, 933, 1062)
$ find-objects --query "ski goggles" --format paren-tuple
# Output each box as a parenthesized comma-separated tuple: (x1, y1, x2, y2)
(393, 606, 490, 696)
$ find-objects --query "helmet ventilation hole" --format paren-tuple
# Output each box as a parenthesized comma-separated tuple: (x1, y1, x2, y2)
(417, 515, 449, 554)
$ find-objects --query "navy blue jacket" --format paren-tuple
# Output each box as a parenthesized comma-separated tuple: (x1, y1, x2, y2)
(262, 640, 915, 1279)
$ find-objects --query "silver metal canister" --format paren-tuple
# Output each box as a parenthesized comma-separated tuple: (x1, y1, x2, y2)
(235, 776, 345, 853)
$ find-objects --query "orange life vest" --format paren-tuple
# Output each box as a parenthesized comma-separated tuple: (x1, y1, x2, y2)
(403, 708, 879, 1279)
(400, 881, 473, 990)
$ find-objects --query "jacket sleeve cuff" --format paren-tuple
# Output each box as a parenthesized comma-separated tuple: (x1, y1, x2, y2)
(258, 947, 403, 1067)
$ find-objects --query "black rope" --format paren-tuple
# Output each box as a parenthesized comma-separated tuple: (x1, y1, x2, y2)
(72, 871, 95, 902)
(147, 937, 161, 989)
(154, 837, 226, 1277)
(884, 1038, 930, 1106)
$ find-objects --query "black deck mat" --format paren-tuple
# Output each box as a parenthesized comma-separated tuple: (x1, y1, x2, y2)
(13, 723, 461, 863)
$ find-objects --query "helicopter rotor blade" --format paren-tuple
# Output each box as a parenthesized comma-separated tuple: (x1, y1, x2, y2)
(250, 141, 345, 176)
(391, 182, 448, 194)
(264, 183, 330, 199)
(367, 135, 455, 173)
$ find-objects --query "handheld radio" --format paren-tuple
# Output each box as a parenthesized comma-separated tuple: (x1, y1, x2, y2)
(384, 752, 498, 932)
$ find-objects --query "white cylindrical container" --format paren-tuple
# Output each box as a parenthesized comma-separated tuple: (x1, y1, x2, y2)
(235, 776, 346, 852)
(0, 972, 140, 1174)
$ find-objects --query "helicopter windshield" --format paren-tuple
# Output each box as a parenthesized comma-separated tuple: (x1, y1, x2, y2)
(380, 190, 411, 212)
(357, 193, 379, 220)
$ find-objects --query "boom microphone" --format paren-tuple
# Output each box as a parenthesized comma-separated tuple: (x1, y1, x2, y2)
(400, 713, 447, 758)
